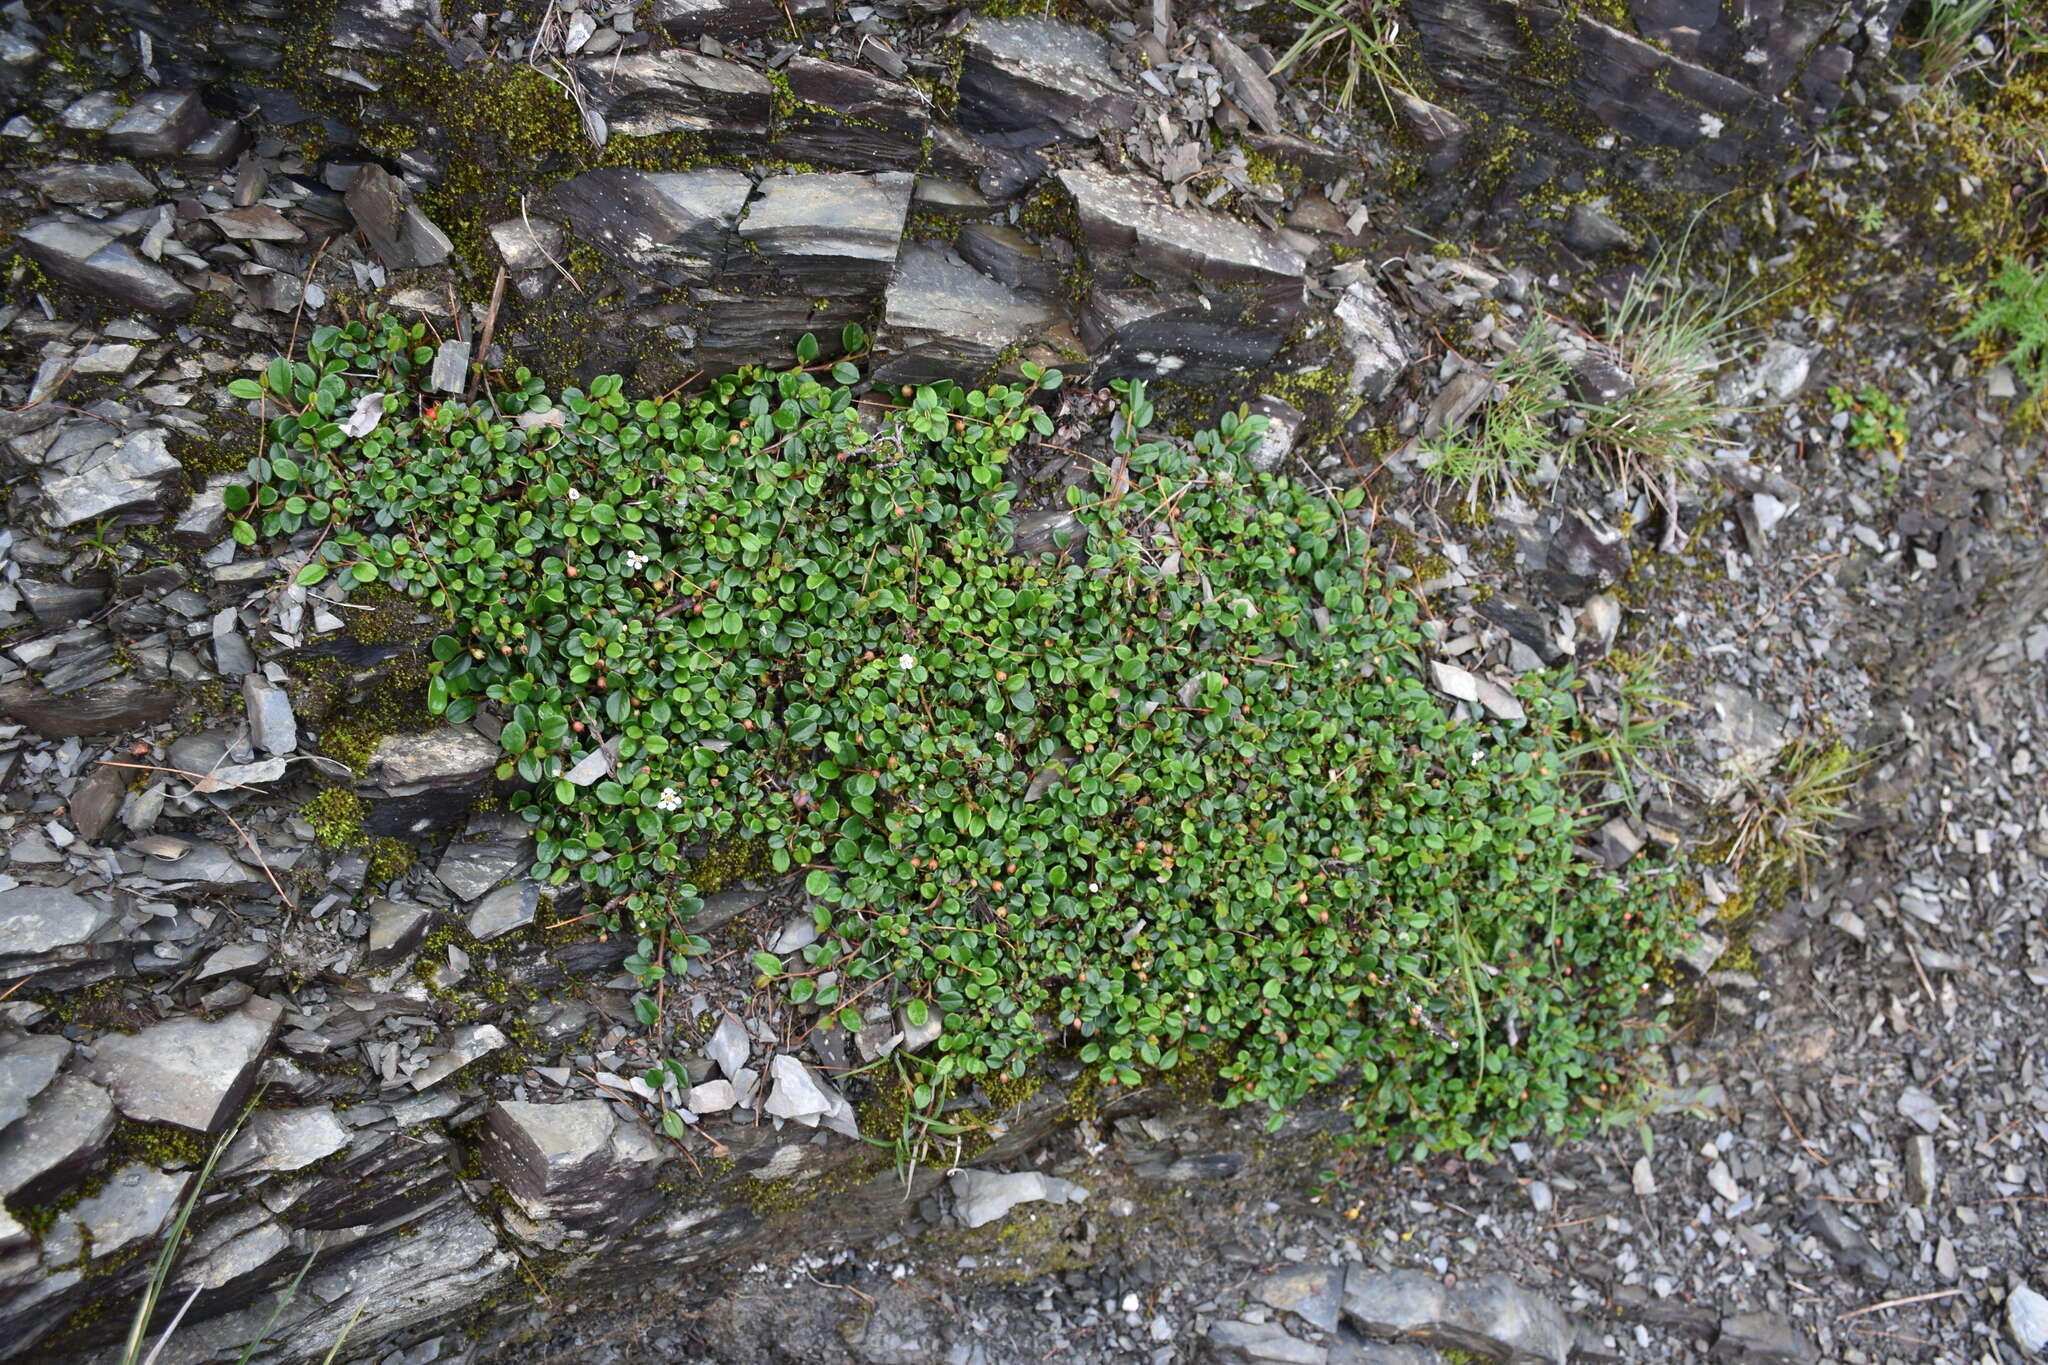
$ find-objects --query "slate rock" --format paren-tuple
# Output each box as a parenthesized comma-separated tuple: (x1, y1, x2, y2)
(645, 0, 827, 40)
(1208, 1319, 1328, 1365)
(546, 167, 751, 287)
(1204, 28, 1285, 134)
(242, 675, 297, 756)
(345, 164, 452, 270)
(576, 49, 771, 149)
(171, 1205, 290, 1294)
(0, 1074, 115, 1204)
(2008, 1283, 2048, 1355)
(23, 161, 157, 205)
(467, 879, 539, 942)
(0, 1034, 71, 1132)
(365, 898, 433, 968)
(775, 56, 928, 171)
(685, 1079, 735, 1113)
(358, 726, 498, 793)
(762, 1054, 858, 1138)
(1562, 202, 1637, 255)
(435, 838, 530, 901)
(0, 887, 117, 959)
(956, 222, 1063, 295)
(1341, 1268, 1573, 1365)
(217, 1103, 350, 1178)
(330, 0, 434, 54)
(959, 17, 1137, 148)
(1082, 285, 1296, 386)
(39, 426, 183, 529)
(706, 1014, 750, 1079)
(428, 339, 470, 395)
(409, 1023, 506, 1090)
(734, 171, 914, 297)
(926, 124, 1049, 202)
(1394, 91, 1470, 176)
(82, 996, 283, 1135)
(480, 1099, 663, 1227)
(0, 676, 179, 739)
(488, 216, 564, 272)
(872, 242, 1052, 386)
(1059, 164, 1306, 292)
(104, 90, 209, 158)
(1542, 510, 1632, 602)
(1334, 282, 1415, 402)
(949, 1167, 1090, 1229)
(17, 217, 194, 316)
(143, 1198, 510, 1363)
(72, 1163, 191, 1259)
(19, 577, 108, 624)
(1713, 1310, 1816, 1364)
(1259, 1264, 1345, 1333)
(1798, 1200, 1897, 1286)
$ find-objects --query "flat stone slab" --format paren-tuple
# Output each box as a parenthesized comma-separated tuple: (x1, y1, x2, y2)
(959, 17, 1136, 148)
(0, 1034, 71, 1133)
(0, 1073, 115, 1205)
(1058, 166, 1306, 290)
(80, 997, 282, 1135)
(0, 887, 116, 959)
(220, 1104, 351, 1176)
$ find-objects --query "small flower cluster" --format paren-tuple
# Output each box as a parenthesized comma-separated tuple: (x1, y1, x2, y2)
(622, 548, 650, 573)
(654, 787, 682, 812)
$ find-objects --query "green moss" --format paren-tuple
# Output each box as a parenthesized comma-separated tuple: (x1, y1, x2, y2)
(304, 785, 367, 849)
(109, 1118, 208, 1168)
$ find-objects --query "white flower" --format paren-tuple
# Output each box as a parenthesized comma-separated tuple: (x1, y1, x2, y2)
(567, 487, 582, 501)
(654, 787, 682, 812)
(898, 653, 915, 671)
(622, 549, 649, 573)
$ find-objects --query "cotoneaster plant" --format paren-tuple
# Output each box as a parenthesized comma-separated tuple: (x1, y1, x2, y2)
(229, 314, 1685, 1157)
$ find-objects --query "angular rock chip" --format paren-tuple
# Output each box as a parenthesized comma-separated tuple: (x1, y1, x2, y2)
(1333, 282, 1415, 403)
(358, 725, 499, 793)
(949, 1167, 1089, 1229)
(408, 1023, 507, 1090)
(345, 164, 452, 270)
(17, 217, 193, 316)
(0, 887, 117, 959)
(0, 1034, 72, 1133)
(220, 1104, 351, 1176)
(83, 998, 284, 1135)
(71, 1163, 192, 1259)
(0, 1074, 116, 1204)
(467, 879, 539, 942)
(38, 427, 183, 529)
(104, 90, 209, 158)
(24, 161, 157, 205)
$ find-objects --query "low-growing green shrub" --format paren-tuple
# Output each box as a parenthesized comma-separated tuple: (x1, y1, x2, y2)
(229, 315, 1683, 1155)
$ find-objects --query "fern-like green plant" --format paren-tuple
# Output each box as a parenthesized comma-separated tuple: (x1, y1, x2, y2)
(1959, 256, 2048, 395)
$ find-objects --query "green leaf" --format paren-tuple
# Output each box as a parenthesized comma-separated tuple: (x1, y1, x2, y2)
(295, 562, 329, 586)
(221, 484, 252, 512)
(634, 995, 658, 1027)
(751, 951, 783, 978)
(227, 378, 265, 401)
(805, 869, 834, 897)
(661, 1110, 686, 1139)
(795, 332, 819, 364)
(831, 361, 860, 385)
(841, 322, 866, 353)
